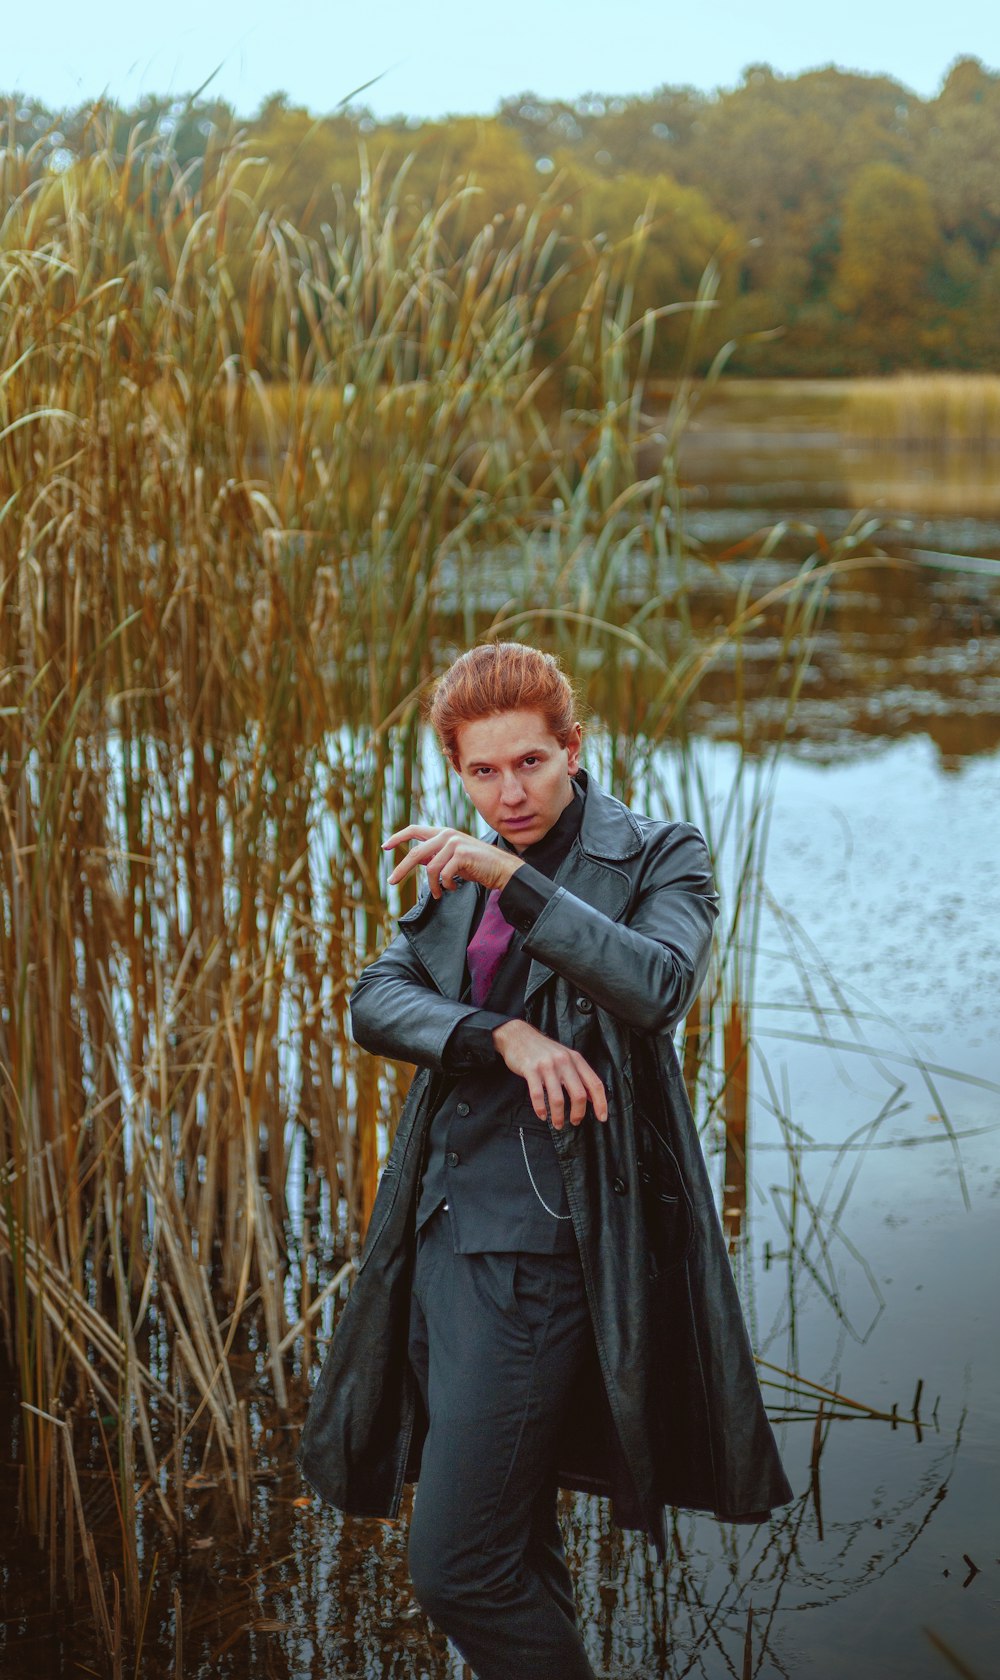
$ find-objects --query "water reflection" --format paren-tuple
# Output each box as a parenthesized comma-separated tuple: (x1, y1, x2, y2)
(674, 421, 1000, 765)
(664, 556, 1000, 765)
(845, 448, 1000, 521)
(680, 415, 1000, 524)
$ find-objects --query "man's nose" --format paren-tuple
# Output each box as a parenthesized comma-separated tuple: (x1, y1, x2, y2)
(498, 772, 526, 804)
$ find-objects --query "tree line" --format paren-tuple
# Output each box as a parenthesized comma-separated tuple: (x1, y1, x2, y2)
(5, 56, 999, 375)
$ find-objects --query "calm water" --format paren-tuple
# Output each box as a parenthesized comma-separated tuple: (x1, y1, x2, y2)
(4, 442, 998, 1679)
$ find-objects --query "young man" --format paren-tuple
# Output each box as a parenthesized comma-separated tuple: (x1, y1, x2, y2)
(299, 644, 792, 1680)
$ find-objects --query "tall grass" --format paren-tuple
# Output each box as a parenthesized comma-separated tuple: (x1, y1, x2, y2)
(0, 110, 880, 1670)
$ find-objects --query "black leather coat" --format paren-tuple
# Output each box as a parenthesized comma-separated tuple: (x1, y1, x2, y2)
(298, 771, 793, 1545)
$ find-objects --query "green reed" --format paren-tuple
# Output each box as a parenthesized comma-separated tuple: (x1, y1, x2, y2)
(0, 109, 881, 1670)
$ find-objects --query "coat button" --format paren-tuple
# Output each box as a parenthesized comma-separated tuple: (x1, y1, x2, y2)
(456, 1101, 470, 1116)
(575, 996, 593, 1013)
(612, 1176, 627, 1194)
(446, 1151, 460, 1168)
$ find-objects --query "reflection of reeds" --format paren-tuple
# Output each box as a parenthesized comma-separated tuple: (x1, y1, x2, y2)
(845, 447, 1000, 518)
(924, 1631, 986, 1680)
(562, 1391, 967, 1680)
(0, 113, 895, 1665)
(845, 374, 1000, 450)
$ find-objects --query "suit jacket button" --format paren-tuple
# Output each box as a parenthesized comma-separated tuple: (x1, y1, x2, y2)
(576, 995, 593, 1012)
(455, 1101, 470, 1116)
(612, 1176, 626, 1194)
(446, 1151, 460, 1168)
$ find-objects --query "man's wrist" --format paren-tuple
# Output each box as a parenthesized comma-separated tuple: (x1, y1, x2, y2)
(492, 1018, 525, 1052)
(495, 855, 525, 888)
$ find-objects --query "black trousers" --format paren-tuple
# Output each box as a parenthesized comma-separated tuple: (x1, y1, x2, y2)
(406, 1208, 598, 1680)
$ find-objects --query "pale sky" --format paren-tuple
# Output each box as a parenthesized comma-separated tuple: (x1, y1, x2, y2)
(5, 0, 997, 117)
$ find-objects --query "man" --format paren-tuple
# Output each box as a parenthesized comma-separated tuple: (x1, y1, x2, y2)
(299, 643, 792, 1680)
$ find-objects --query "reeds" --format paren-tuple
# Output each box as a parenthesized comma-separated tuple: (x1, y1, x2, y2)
(0, 108, 884, 1669)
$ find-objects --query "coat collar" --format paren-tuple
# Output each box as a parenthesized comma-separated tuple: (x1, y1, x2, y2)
(398, 769, 640, 1001)
(572, 767, 644, 862)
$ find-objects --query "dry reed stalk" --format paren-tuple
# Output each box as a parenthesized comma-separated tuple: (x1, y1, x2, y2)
(234, 1399, 252, 1532)
(111, 1570, 123, 1680)
(276, 1259, 354, 1355)
(681, 991, 702, 1112)
(722, 998, 750, 1245)
(23, 1405, 115, 1655)
(810, 1401, 825, 1541)
(756, 1359, 916, 1426)
(0, 1215, 161, 1405)
(63, 1435, 76, 1605)
(173, 1585, 183, 1680)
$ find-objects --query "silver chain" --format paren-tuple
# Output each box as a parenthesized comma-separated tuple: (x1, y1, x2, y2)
(518, 1126, 572, 1220)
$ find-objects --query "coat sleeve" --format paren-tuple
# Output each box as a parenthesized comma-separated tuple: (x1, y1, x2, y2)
(349, 926, 498, 1071)
(518, 821, 718, 1035)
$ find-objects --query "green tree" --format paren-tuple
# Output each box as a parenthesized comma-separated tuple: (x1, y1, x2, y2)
(245, 95, 365, 226)
(833, 162, 943, 368)
(914, 57, 1000, 261)
(568, 161, 734, 359)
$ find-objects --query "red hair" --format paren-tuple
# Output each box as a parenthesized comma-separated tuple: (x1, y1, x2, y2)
(429, 643, 578, 763)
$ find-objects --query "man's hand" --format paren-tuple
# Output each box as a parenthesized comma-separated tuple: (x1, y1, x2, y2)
(492, 1020, 608, 1130)
(384, 826, 524, 899)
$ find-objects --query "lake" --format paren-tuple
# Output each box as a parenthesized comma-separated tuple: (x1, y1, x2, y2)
(3, 419, 998, 1679)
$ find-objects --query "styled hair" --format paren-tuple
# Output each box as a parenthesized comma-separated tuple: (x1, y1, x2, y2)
(429, 643, 578, 763)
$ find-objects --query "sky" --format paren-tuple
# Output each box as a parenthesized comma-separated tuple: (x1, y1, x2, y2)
(5, 0, 997, 117)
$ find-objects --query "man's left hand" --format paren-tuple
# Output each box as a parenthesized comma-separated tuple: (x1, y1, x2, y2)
(384, 826, 524, 899)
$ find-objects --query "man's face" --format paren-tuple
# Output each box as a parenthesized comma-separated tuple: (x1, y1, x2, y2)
(452, 709, 582, 853)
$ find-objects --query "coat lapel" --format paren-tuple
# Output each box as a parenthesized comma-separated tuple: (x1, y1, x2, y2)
(398, 879, 480, 999)
(524, 773, 641, 1005)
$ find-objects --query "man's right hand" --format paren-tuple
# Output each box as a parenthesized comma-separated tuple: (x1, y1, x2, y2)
(491, 1020, 608, 1130)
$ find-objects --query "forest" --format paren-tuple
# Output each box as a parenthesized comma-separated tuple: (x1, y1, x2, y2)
(4, 54, 999, 376)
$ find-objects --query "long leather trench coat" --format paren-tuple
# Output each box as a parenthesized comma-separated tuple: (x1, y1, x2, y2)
(298, 771, 793, 1547)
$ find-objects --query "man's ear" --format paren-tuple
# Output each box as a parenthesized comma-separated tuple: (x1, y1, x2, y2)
(566, 723, 583, 774)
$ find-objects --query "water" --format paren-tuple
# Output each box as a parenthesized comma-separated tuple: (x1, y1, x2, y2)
(717, 737, 1000, 1678)
(3, 437, 998, 1678)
